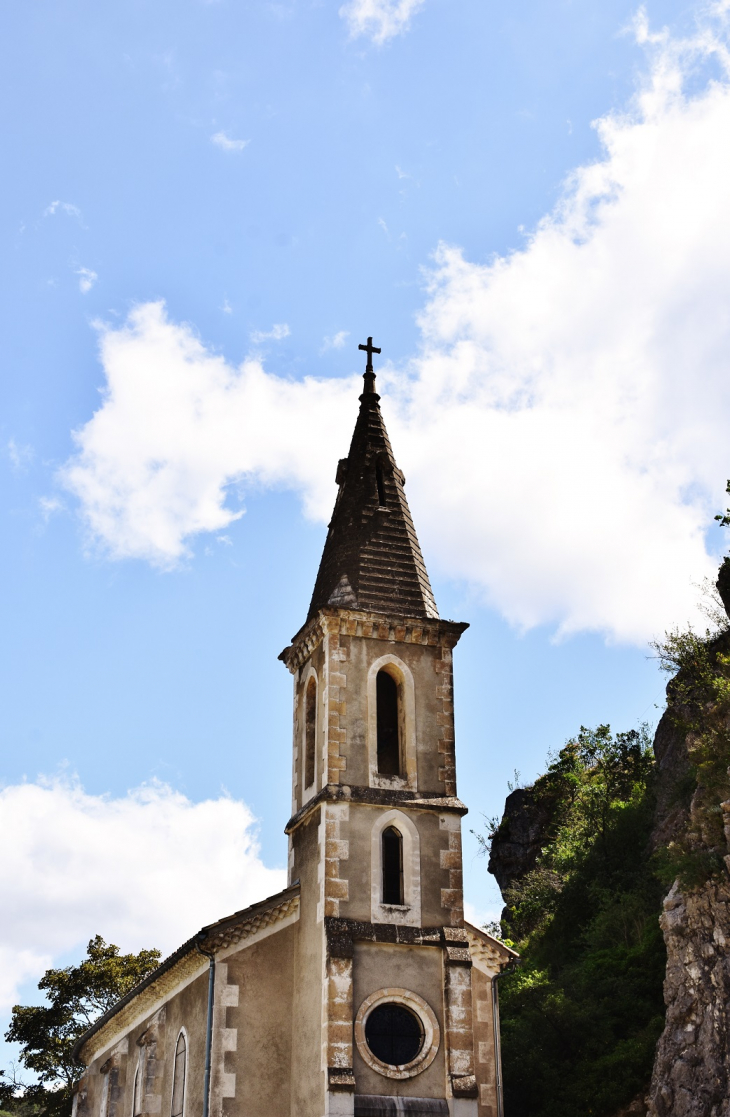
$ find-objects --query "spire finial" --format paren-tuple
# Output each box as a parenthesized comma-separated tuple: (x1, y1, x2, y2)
(358, 336, 381, 397)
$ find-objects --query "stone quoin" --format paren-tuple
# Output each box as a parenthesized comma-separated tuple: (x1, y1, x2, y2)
(72, 341, 517, 1117)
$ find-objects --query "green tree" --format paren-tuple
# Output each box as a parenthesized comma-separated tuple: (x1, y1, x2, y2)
(3, 937, 160, 1117)
(488, 725, 666, 1117)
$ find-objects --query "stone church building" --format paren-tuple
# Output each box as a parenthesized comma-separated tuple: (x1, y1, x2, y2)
(73, 346, 516, 1117)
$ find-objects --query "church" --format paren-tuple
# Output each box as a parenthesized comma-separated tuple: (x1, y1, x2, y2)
(72, 341, 516, 1117)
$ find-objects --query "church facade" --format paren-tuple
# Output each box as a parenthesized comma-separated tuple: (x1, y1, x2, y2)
(74, 347, 516, 1117)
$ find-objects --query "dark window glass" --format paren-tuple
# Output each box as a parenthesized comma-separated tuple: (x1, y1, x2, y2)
(304, 678, 317, 789)
(365, 1003, 424, 1066)
(171, 1033, 186, 1117)
(382, 826, 404, 904)
(376, 462, 387, 506)
(376, 670, 400, 775)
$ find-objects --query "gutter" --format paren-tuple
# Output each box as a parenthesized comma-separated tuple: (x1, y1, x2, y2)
(492, 962, 518, 1117)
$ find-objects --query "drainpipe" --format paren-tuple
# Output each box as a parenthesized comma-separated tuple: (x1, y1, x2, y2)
(196, 938, 216, 1117)
(491, 966, 515, 1117)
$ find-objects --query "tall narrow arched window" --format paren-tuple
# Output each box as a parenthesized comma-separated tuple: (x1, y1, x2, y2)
(304, 677, 317, 789)
(376, 461, 387, 507)
(170, 1033, 186, 1117)
(376, 669, 400, 776)
(99, 1066, 110, 1117)
(133, 1058, 144, 1117)
(382, 826, 404, 905)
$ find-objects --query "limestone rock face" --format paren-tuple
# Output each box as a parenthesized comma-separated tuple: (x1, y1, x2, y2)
(716, 557, 730, 620)
(487, 786, 554, 895)
(644, 625, 730, 1117)
(646, 876, 730, 1117)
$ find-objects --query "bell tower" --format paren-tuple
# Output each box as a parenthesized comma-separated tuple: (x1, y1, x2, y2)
(279, 343, 514, 1117)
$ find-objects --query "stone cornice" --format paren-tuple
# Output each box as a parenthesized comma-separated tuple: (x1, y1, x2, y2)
(465, 921, 519, 974)
(285, 783, 468, 835)
(279, 608, 468, 673)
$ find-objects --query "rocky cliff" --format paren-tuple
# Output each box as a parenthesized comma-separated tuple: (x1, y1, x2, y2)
(490, 568, 730, 1117)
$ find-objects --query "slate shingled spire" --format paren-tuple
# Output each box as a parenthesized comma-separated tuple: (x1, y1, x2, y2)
(307, 349, 439, 621)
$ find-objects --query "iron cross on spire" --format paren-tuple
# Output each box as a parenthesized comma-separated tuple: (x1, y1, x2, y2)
(358, 336, 381, 373)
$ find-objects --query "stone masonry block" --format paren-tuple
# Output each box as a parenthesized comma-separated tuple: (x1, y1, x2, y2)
(440, 850, 461, 870)
(328, 878, 349, 900)
(480, 1084, 497, 1113)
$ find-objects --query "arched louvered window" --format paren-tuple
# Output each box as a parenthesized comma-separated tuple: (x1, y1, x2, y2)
(382, 826, 404, 905)
(170, 1032, 186, 1117)
(376, 670, 400, 776)
(304, 677, 317, 789)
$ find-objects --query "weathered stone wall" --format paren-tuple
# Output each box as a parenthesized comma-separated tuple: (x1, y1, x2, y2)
(351, 942, 446, 1098)
(645, 840, 730, 1116)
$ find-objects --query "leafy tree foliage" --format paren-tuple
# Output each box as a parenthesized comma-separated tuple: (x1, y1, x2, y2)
(492, 726, 666, 1117)
(651, 620, 730, 889)
(2, 937, 160, 1117)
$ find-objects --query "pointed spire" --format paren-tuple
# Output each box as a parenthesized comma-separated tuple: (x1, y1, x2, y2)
(307, 344, 439, 622)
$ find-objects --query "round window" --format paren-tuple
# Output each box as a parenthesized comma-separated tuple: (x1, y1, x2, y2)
(355, 987, 439, 1080)
(365, 1003, 424, 1067)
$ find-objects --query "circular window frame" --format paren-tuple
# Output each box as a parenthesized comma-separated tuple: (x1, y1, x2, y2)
(354, 988, 440, 1081)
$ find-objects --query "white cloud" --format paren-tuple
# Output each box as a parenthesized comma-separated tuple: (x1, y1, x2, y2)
(0, 777, 284, 1012)
(61, 302, 352, 567)
(211, 131, 249, 153)
(250, 323, 290, 343)
(321, 330, 350, 352)
(7, 439, 33, 473)
(340, 0, 425, 43)
(222, 298, 233, 314)
(38, 496, 64, 520)
(61, 9, 730, 643)
(43, 200, 83, 220)
(76, 267, 98, 294)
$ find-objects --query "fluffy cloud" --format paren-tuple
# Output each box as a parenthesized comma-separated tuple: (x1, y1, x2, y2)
(339, 0, 425, 44)
(62, 10, 730, 643)
(43, 200, 83, 221)
(0, 778, 284, 1012)
(76, 267, 98, 294)
(321, 330, 350, 352)
(62, 304, 355, 564)
(210, 131, 249, 153)
(250, 323, 290, 343)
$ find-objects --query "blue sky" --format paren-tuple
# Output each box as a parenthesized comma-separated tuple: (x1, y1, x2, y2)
(3, 0, 730, 1061)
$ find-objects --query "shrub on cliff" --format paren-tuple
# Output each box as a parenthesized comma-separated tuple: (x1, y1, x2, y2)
(491, 725, 666, 1117)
